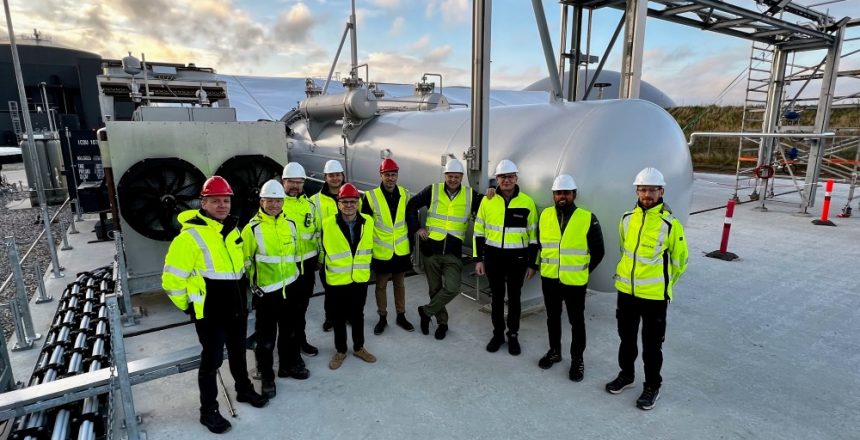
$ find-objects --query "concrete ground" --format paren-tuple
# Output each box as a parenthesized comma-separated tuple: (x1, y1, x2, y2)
(6, 172, 860, 439)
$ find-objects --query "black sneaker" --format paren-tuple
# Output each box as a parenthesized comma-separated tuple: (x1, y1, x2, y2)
(396, 313, 415, 332)
(434, 324, 448, 340)
(200, 409, 231, 434)
(373, 316, 387, 335)
(636, 386, 660, 410)
(417, 306, 431, 335)
(301, 341, 319, 357)
(486, 336, 505, 353)
(605, 374, 635, 394)
(569, 356, 584, 382)
(507, 334, 521, 356)
(261, 379, 276, 399)
(538, 349, 562, 370)
(278, 365, 310, 380)
(322, 320, 333, 332)
(236, 388, 269, 408)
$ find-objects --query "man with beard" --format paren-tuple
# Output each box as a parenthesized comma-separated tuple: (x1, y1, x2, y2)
(605, 167, 688, 411)
(311, 160, 348, 332)
(536, 174, 604, 382)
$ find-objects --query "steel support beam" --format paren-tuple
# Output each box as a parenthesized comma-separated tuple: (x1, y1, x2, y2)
(531, 0, 564, 102)
(468, 0, 491, 192)
(620, 0, 648, 99)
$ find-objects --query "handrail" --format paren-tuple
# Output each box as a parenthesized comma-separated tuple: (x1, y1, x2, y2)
(0, 197, 70, 294)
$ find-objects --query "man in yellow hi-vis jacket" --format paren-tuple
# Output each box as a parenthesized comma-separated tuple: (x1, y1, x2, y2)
(604, 167, 688, 411)
(162, 176, 268, 434)
(242, 180, 305, 401)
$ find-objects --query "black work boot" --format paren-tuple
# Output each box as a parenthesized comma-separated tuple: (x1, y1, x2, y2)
(417, 306, 431, 335)
(200, 409, 231, 434)
(236, 388, 269, 408)
(261, 379, 276, 399)
(434, 324, 448, 340)
(301, 341, 319, 357)
(396, 313, 415, 332)
(507, 333, 521, 356)
(374, 316, 387, 335)
(486, 335, 505, 353)
(538, 349, 562, 370)
(569, 356, 584, 382)
(605, 373, 635, 394)
(636, 386, 661, 410)
(278, 364, 310, 380)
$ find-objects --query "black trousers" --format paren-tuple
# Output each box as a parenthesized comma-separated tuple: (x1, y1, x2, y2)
(541, 277, 587, 357)
(290, 265, 316, 343)
(327, 283, 368, 353)
(484, 256, 528, 338)
(194, 313, 253, 412)
(254, 291, 297, 379)
(615, 292, 669, 389)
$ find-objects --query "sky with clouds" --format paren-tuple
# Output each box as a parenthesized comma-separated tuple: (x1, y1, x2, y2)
(4, 0, 859, 105)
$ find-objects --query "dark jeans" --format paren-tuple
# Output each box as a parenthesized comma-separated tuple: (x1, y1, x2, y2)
(290, 267, 316, 343)
(541, 277, 587, 357)
(616, 292, 669, 389)
(422, 253, 464, 325)
(254, 291, 296, 380)
(484, 256, 527, 338)
(328, 283, 368, 353)
(194, 313, 253, 412)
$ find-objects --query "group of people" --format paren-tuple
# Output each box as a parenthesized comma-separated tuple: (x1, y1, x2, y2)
(162, 156, 688, 434)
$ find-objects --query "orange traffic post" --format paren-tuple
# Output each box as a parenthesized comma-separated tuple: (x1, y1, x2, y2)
(812, 179, 837, 226)
(706, 200, 739, 261)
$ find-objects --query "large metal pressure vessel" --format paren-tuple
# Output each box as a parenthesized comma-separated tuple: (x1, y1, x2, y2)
(288, 99, 692, 292)
(21, 133, 69, 205)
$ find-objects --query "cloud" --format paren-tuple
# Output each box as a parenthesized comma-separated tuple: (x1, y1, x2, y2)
(412, 35, 431, 50)
(371, 0, 401, 8)
(273, 3, 316, 43)
(425, 0, 470, 24)
(389, 16, 405, 36)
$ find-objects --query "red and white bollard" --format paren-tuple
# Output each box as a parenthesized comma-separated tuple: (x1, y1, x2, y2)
(706, 199, 739, 261)
(812, 179, 837, 226)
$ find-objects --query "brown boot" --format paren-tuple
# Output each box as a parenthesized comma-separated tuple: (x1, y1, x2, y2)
(353, 347, 377, 363)
(329, 352, 347, 370)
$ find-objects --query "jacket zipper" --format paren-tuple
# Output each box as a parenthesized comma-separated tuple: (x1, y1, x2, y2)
(630, 211, 645, 297)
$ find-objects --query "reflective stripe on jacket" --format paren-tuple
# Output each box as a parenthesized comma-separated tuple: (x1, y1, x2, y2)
(162, 210, 245, 319)
(241, 209, 299, 296)
(539, 206, 591, 286)
(367, 186, 410, 260)
(614, 202, 689, 300)
(426, 182, 472, 241)
(283, 195, 321, 265)
(322, 214, 374, 286)
(473, 190, 538, 254)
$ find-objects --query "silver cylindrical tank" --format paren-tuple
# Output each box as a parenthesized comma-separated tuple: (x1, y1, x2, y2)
(21, 133, 68, 205)
(300, 88, 378, 121)
(289, 99, 692, 292)
(376, 93, 450, 113)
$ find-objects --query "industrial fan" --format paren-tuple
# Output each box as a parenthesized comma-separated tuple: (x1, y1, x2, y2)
(117, 158, 205, 241)
(215, 154, 283, 227)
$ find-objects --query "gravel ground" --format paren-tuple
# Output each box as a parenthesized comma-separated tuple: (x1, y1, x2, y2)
(0, 173, 74, 340)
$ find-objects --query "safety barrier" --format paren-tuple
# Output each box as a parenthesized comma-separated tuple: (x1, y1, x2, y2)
(811, 179, 837, 226)
(706, 200, 739, 261)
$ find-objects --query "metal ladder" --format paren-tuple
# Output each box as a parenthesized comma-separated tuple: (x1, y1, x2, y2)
(734, 42, 774, 200)
(7, 101, 23, 138)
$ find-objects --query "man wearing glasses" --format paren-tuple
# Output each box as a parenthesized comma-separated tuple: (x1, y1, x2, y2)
(605, 167, 689, 411)
(473, 159, 539, 356)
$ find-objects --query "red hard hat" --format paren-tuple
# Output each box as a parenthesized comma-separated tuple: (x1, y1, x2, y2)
(337, 183, 361, 200)
(379, 158, 399, 173)
(201, 176, 233, 197)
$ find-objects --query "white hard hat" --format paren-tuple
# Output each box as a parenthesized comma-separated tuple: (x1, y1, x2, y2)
(282, 162, 307, 179)
(323, 160, 345, 174)
(633, 167, 666, 186)
(444, 158, 465, 174)
(551, 174, 578, 191)
(494, 159, 519, 176)
(259, 180, 286, 198)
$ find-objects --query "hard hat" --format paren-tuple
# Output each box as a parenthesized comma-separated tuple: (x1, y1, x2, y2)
(494, 159, 519, 176)
(444, 158, 465, 174)
(201, 176, 233, 197)
(379, 158, 399, 173)
(259, 180, 286, 198)
(324, 160, 345, 174)
(282, 162, 307, 179)
(551, 174, 578, 191)
(337, 183, 361, 200)
(633, 167, 666, 186)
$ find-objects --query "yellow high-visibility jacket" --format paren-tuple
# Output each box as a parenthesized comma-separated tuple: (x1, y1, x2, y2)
(365, 186, 410, 260)
(539, 206, 592, 286)
(321, 213, 375, 286)
(241, 209, 298, 296)
(426, 182, 472, 241)
(283, 194, 321, 269)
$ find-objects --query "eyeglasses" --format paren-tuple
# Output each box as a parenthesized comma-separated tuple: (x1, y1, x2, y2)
(636, 187, 662, 194)
(497, 174, 517, 181)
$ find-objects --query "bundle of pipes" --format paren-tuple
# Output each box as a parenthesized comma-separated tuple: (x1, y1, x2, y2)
(9, 266, 114, 440)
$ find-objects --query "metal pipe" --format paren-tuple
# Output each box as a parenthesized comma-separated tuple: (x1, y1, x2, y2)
(558, 4, 568, 85)
(688, 131, 837, 146)
(620, 0, 648, 99)
(105, 295, 141, 440)
(33, 262, 52, 304)
(469, 0, 491, 192)
(585, 13, 625, 100)
(3, 0, 63, 279)
(531, 0, 564, 103)
(62, 127, 82, 226)
(568, 5, 583, 101)
(141, 53, 151, 106)
(322, 23, 351, 95)
(349, 0, 358, 77)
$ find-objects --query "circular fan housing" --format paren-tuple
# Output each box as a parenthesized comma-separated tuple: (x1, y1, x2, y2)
(118, 158, 205, 241)
(215, 155, 283, 227)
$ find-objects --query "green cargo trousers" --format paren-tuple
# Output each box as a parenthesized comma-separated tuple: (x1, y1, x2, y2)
(420, 253, 463, 325)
